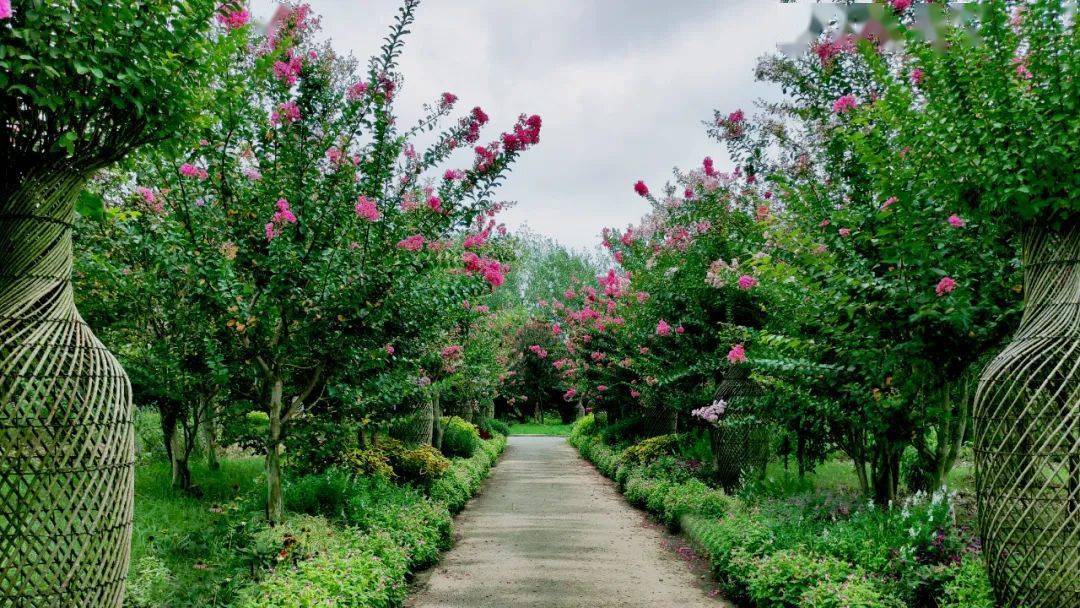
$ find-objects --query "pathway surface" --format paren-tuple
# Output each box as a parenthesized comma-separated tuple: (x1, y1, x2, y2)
(407, 435, 725, 608)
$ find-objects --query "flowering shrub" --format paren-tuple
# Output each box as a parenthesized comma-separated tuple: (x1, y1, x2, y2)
(84, 1, 541, 521)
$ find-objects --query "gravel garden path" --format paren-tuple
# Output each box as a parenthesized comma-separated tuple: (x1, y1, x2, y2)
(406, 435, 726, 607)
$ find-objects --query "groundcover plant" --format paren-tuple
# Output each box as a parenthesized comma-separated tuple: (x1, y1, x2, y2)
(1, 1, 1075, 607)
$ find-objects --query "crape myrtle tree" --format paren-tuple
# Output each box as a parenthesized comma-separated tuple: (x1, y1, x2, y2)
(527, 164, 770, 448)
(602, 166, 775, 470)
(75, 171, 236, 491)
(713, 1, 1028, 504)
(0, 1, 217, 605)
(121, 1, 541, 523)
(491, 231, 601, 422)
(816, 1, 1076, 604)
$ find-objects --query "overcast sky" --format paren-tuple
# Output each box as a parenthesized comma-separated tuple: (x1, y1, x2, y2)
(251, 1, 817, 250)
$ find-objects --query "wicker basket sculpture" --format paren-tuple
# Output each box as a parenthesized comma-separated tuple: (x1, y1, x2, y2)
(709, 367, 770, 489)
(1, 170, 134, 607)
(973, 220, 1079, 608)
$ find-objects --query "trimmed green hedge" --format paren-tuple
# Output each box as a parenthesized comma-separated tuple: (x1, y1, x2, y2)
(440, 416, 482, 458)
(569, 417, 992, 608)
(430, 433, 507, 513)
(239, 435, 506, 607)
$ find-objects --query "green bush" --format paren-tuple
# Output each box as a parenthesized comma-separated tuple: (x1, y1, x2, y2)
(477, 417, 510, 437)
(599, 414, 646, 446)
(343, 438, 452, 486)
(620, 434, 679, 466)
(234, 529, 409, 608)
(382, 439, 452, 485)
(940, 555, 995, 608)
(133, 407, 166, 463)
(681, 512, 776, 600)
(743, 549, 855, 608)
(345, 482, 452, 569)
(345, 447, 395, 479)
(569, 413, 598, 442)
(429, 436, 507, 513)
(660, 479, 733, 528)
(440, 416, 481, 457)
(283, 468, 357, 517)
(800, 575, 905, 608)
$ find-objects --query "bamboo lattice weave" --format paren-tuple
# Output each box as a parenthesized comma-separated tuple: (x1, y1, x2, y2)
(974, 220, 1080, 608)
(1, 169, 134, 607)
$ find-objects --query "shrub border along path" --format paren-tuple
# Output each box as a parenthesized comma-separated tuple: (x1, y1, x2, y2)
(234, 435, 507, 607)
(568, 417, 995, 608)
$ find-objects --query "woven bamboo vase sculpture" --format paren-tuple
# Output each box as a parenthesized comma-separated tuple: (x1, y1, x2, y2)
(974, 219, 1079, 608)
(710, 367, 769, 489)
(0, 168, 134, 607)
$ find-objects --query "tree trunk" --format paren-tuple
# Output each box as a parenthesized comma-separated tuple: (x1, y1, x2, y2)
(266, 377, 285, 525)
(432, 391, 444, 450)
(202, 397, 220, 471)
(911, 378, 969, 492)
(0, 168, 134, 607)
(870, 442, 901, 506)
(169, 425, 193, 491)
(974, 219, 1080, 608)
(574, 401, 586, 419)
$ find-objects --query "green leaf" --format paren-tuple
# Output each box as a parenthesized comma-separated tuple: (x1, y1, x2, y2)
(75, 190, 105, 221)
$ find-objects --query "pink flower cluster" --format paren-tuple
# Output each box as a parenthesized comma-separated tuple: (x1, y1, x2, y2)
(890, 0, 912, 12)
(271, 101, 301, 125)
(462, 252, 507, 288)
(473, 145, 498, 173)
(347, 82, 369, 102)
(444, 169, 466, 181)
(325, 146, 345, 166)
(737, 275, 758, 290)
(463, 229, 490, 249)
(501, 114, 543, 152)
(563, 388, 577, 401)
(180, 163, 208, 180)
(463, 106, 490, 144)
(703, 156, 718, 178)
(216, 3, 250, 30)
(691, 400, 727, 424)
(948, 214, 966, 228)
(717, 109, 746, 138)
(397, 234, 425, 251)
(634, 180, 650, 197)
(528, 344, 548, 359)
(0, 0, 11, 20)
(265, 198, 297, 241)
(440, 92, 458, 109)
(727, 343, 747, 364)
(656, 319, 672, 336)
(833, 94, 858, 114)
(936, 277, 957, 296)
(811, 34, 856, 66)
(273, 49, 304, 85)
(355, 196, 380, 222)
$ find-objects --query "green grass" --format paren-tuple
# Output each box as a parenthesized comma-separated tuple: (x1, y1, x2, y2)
(129, 457, 265, 607)
(509, 421, 574, 436)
